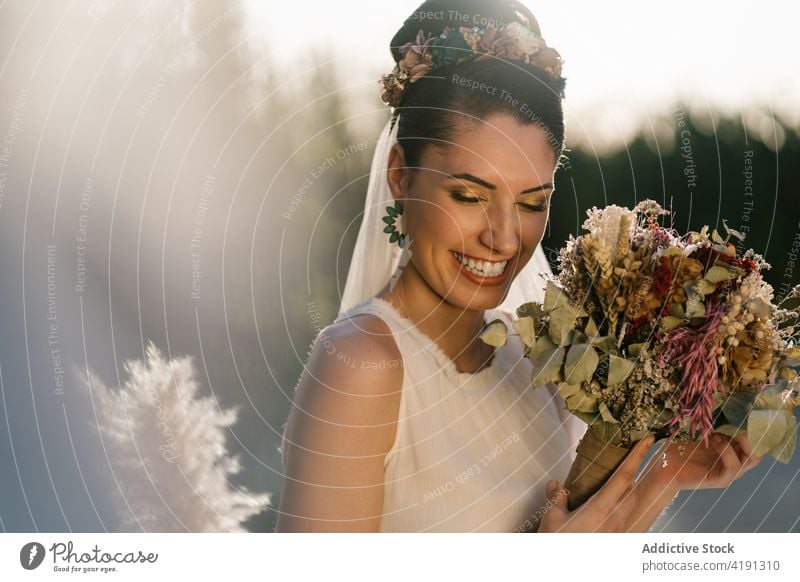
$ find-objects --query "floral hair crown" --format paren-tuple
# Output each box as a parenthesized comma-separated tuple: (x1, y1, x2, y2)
(380, 21, 564, 109)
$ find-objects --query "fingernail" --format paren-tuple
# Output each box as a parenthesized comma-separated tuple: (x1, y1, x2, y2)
(546, 480, 557, 494)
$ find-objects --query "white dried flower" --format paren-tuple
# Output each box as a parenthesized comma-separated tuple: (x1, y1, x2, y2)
(75, 341, 271, 532)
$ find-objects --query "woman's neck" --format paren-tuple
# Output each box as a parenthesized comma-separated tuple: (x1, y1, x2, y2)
(377, 262, 495, 374)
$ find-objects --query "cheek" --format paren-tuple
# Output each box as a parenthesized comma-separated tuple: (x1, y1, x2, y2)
(517, 212, 548, 261)
(524, 212, 548, 243)
(406, 199, 472, 245)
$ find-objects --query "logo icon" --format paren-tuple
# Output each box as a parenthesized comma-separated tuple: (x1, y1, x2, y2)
(20, 542, 46, 570)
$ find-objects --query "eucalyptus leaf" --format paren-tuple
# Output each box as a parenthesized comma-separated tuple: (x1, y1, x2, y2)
(512, 316, 536, 348)
(564, 343, 599, 384)
(628, 342, 648, 356)
(592, 335, 620, 355)
(772, 415, 797, 463)
(705, 265, 738, 284)
(529, 334, 557, 358)
(557, 382, 581, 399)
(669, 302, 685, 318)
(566, 390, 599, 413)
(516, 301, 546, 320)
(721, 391, 754, 427)
(599, 401, 619, 424)
(543, 281, 571, 312)
(573, 411, 600, 426)
(760, 382, 789, 396)
(589, 420, 623, 445)
(584, 316, 599, 338)
(573, 305, 589, 318)
(659, 316, 684, 332)
(572, 330, 589, 345)
(747, 409, 793, 459)
(530, 346, 565, 387)
(692, 278, 717, 295)
(548, 306, 578, 346)
(479, 319, 508, 347)
(685, 298, 706, 318)
(608, 354, 636, 385)
(754, 390, 786, 411)
(543, 281, 588, 317)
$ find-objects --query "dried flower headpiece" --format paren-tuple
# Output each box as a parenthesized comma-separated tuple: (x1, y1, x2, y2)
(380, 21, 564, 108)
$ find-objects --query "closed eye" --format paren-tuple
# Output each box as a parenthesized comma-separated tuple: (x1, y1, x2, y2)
(519, 202, 548, 212)
(451, 189, 548, 212)
(450, 190, 482, 204)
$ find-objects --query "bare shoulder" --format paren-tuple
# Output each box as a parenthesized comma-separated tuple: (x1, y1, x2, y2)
(284, 312, 404, 461)
(317, 312, 404, 386)
(277, 313, 404, 531)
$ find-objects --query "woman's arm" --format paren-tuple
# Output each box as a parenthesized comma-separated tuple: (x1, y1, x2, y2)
(276, 315, 403, 532)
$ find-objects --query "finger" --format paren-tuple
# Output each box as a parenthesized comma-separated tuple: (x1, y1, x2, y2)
(547, 480, 569, 510)
(732, 433, 763, 461)
(711, 434, 742, 486)
(542, 480, 569, 529)
(593, 434, 655, 505)
(732, 434, 763, 475)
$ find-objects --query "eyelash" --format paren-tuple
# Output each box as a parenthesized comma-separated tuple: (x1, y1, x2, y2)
(449, 190, 548, 213)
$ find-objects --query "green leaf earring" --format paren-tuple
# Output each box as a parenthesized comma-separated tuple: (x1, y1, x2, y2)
(382, 200, 407, 248)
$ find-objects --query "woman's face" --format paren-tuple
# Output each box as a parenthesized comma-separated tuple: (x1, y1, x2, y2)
(387, 113, 557, 310)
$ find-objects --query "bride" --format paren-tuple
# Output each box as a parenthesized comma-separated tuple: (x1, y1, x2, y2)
(276, 0, 761, 532)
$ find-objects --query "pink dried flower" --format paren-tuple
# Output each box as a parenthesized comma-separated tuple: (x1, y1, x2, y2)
(662, 301, 728, 444)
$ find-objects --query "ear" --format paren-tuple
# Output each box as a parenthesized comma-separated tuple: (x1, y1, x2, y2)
(386, 143, 409, 203)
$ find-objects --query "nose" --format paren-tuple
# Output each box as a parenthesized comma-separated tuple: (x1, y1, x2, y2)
(479, 201, 520, 258)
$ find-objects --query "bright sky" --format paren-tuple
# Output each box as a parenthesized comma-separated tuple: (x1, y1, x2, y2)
(244, 0, 799, 148)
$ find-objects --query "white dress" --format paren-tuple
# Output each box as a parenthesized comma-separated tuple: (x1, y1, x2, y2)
(323, 296, 585, 532)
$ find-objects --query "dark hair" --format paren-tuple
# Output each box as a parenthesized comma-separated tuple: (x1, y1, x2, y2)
(389, 0, 566, 169)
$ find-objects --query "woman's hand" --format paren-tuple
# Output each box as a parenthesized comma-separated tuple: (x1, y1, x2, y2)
(539, 435, 663, 532)
(641, 432, 763, 492)
(537, 432, 763, 533)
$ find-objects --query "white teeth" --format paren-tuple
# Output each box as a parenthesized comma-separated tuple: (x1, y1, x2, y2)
(452, 252, 508, 277)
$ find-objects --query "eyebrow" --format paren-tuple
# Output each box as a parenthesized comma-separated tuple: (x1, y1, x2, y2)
(446, 173, 553, 195)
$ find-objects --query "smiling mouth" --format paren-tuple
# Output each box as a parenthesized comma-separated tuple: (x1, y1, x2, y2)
(451, 251, 510, 278)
